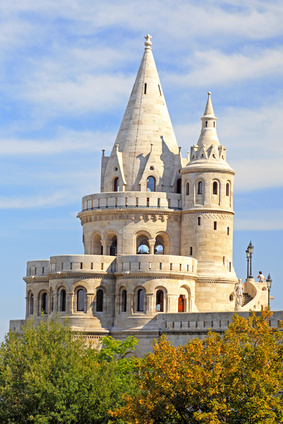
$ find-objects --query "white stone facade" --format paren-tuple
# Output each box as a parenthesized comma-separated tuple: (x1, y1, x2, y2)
(11, 35, 269, 356)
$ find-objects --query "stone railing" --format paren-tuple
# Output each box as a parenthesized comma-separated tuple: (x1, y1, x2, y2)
(156, 311, 283, 333)
(116, 254, 197, 274)
(25, 254, 197, 278)
(81, 192, 182, 212)
(26, 260, 50, 277)
(26, 255, 117, 277)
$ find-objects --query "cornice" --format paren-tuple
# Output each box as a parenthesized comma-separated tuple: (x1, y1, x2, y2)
(78, 208, 181, 225)
(114, 272, 198, 280)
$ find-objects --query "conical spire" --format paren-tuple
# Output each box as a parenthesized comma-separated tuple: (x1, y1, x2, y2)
(102, 35, 180, 192)
(197, 92, 220, 147)
(203, 91, 215, 117)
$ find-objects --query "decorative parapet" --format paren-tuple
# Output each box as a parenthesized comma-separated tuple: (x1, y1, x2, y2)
(116, 254, 197, 276)
(25, 255, 117, 280)
(80, 192, 182, 213)
(157, 310, 283, 334)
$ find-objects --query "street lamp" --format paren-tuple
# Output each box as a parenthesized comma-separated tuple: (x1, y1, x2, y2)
(246, 241, 254, 279)
(266, 273, 272, 308)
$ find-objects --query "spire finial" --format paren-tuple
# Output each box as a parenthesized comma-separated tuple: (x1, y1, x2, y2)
(203, 91, 215, 117)
(144, 34, 152, 49)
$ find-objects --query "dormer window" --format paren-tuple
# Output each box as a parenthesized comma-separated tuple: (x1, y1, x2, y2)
(147, 176, 156, 192)
(113, 177, 119, 192)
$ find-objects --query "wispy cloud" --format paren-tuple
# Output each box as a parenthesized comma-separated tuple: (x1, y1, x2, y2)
(0, 129, 115, 155)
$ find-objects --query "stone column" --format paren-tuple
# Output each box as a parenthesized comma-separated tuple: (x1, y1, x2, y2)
(149, 239, 155, 255)
(66, 292, 73, 314)
(146, 293, 154, 313)
(86, 293, 94, 316)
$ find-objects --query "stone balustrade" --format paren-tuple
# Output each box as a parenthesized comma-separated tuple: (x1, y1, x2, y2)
(116, 254, 197, 274)
(26, 254, 197, 278)
(26, 255, 117, 277)
(81, 191, 182, 212)
(157, 311, 283, 334)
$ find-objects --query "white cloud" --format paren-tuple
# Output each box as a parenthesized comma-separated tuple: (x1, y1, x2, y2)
(235, 210, 283, 231)
(175, 99, 283, 192)
(164, 47, 283, 88)
(0, 129, 115, 155)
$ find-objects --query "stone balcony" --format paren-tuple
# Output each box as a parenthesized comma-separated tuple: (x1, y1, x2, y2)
(81, 191, 182, 212)
(25, 254, 197, 279)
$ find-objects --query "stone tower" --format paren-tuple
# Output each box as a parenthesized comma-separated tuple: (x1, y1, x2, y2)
(181, 92, 237, 311)
(11, 35, 269, 356)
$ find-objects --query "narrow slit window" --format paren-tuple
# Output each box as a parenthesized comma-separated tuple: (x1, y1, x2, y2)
(144, 83, 147, 94)
(190, 246, 193, 256)
(226, 183, 230, 196)
(227, 227, 230, 235)
(214, 221, 217, 230)
(186, 183, 189, 196)
(213, 181, 218, 195)
(198, 217, 201, 226)
(158, 84, 162, 96)
(198, 181, 203, 194)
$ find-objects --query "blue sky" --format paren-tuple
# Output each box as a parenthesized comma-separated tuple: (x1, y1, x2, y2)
(1, 0, 283, 340)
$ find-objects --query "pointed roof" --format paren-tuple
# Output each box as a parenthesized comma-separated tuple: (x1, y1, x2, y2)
(197, 92, 220, 148)
(203, 91, 215, 117)
(104, 35, 179, 191)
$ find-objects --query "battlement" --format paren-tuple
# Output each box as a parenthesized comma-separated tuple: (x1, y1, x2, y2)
(81, 192, 182, 212)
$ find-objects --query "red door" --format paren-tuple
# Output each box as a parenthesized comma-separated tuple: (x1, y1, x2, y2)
(178, 295, 185, 312)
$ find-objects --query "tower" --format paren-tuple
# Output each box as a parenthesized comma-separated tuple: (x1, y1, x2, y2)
(11, 35, 270, 356)
(181, 92, 237, 311)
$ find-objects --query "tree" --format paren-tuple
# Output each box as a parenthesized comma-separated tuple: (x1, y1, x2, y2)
(0, 318, 138, 424)
(113, 310, 283, 424)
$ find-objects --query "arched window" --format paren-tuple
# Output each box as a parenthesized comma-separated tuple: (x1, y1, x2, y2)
(110, 236, 117, 256)
(113, 177, 119, 192)
(137, 289, 144, 312)
(198, 181, 203, 195)
(92, 233, 102, 255)
(154, 235, 164, 255)
(121, 289, 127, 312)
(176, 178, 181, 194)
(41, 292, 48, 314)
(29, 293, 34, 315)
(137, 234, 149, 254)
(96, 289, 103, 312)
(226, 183, 230, 196)
(147, 176, 156, 192)
(186, 183, 189, 196)
(77, 289, 85, 312)
(156, 290, 164, 312)
(213, 181, 218, 195)
(60, 289, 66, 312)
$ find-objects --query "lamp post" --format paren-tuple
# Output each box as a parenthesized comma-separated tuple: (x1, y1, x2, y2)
(246, 241, 254, 279)
(266, 273, 272, 308)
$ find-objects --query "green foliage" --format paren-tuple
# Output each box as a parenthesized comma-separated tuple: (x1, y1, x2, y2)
(0, 318, 138, 424)
(114, 310, 283, 424)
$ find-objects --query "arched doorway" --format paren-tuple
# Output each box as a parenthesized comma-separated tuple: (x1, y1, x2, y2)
(178, 295, 185, 312)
